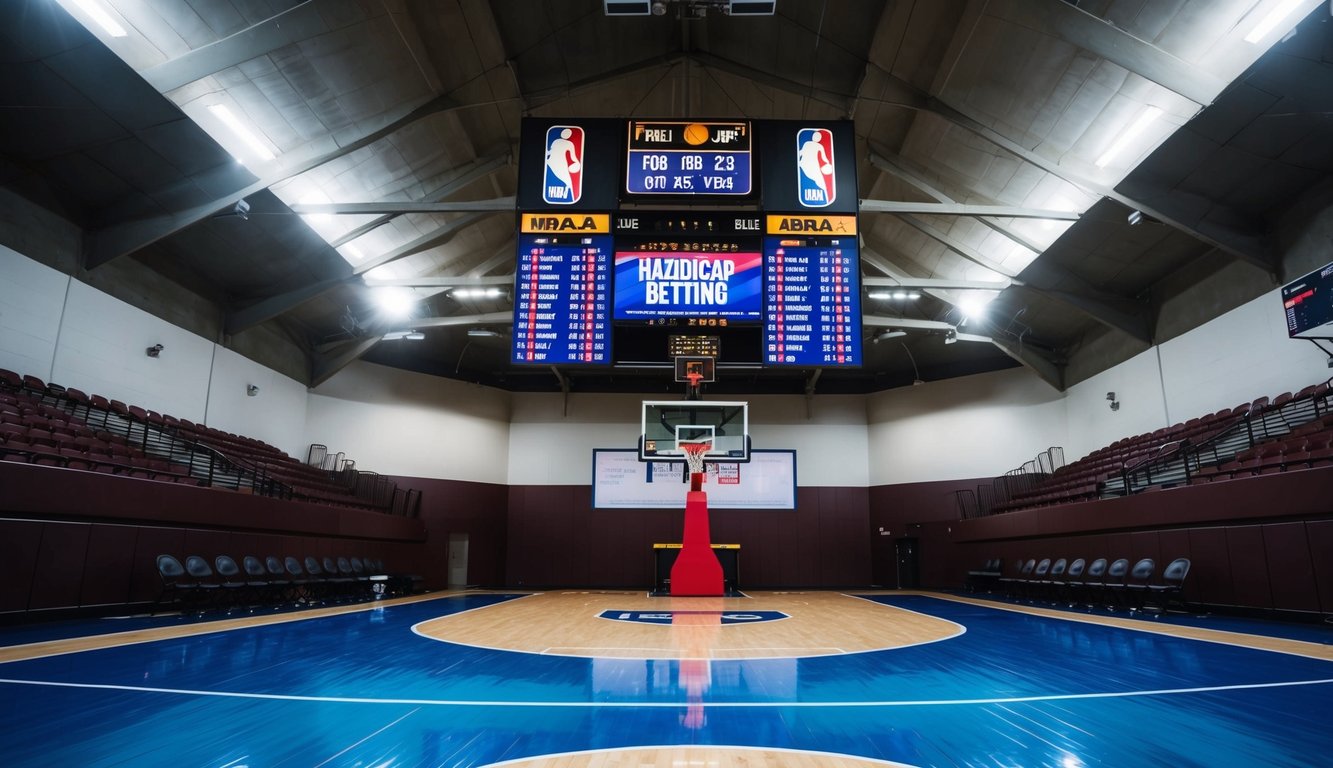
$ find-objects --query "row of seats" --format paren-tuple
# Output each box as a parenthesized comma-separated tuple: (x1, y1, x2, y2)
(156, 554, 419, 611)
(970, 556, 1190, 613)
(995, 379, 1331, 512)
(1188, 420, 1333, 483)
(1, 367, 412, 512)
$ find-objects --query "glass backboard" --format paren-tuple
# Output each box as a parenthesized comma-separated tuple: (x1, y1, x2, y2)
(640, 400, 749, 462)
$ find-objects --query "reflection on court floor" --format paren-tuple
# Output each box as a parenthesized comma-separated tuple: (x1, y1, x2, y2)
(1, 591, 1331, 767)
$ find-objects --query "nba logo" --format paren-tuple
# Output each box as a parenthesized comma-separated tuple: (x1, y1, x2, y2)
(796, 128, 835, 208)
(543, 125, 584, 205)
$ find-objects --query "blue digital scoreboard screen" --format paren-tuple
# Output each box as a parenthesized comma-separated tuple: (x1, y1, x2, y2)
(625, 120, 752, 196)
(612, 213, 764, 324)
(763, 221, 862, 366)
(512, 229, 612, 365)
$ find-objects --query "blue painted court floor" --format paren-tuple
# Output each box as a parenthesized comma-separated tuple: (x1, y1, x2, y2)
(2, 593, 1331, 767)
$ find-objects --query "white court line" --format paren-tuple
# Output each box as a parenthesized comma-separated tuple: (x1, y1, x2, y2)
(311, 707, 419, 767)
(910, 592, 1333, 662)
(2, 675, 1330, 708)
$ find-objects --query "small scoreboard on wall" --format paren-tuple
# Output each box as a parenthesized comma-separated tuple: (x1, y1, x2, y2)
(513, 117, 861, 370)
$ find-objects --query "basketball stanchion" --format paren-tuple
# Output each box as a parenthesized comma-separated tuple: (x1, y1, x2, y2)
(671, 439, 725, 596)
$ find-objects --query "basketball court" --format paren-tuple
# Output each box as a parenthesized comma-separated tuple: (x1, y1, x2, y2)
(2, 590, 1331, 766)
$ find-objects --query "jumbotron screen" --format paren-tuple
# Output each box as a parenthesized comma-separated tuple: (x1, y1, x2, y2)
(613, 248, 763, 323)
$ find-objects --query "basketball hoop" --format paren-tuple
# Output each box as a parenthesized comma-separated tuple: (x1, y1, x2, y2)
(679, 441, 711, 476)
(685, 371, 704, 390)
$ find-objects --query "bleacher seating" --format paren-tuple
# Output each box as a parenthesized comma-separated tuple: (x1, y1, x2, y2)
(970, 378, 1331, 515)
(0, 366, 419, 515)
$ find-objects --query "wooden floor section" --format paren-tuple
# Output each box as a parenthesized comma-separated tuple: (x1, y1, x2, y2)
(413, 590, 962, 658)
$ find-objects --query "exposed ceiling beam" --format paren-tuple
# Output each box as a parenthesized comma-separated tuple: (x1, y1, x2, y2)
(859, 200, 1080, 220)
(864, 276, 1013, 291)
(525, 53, 685, 106)
(412, 311, 513, 330)
(894, 214, 1016, 277)
(987, 0, 1225, 106)
(309, 310, 512, 386)
(991, 336, 1064, 390)
(328, 153, 512, 247)
(225, 211, 498, 335)
(140, 0, 351, 93)
(84, 91, 468, 269)
(467, 238, 517, 277)
(687, 51, 854, 114)
(352, 210, 498, 275)
(310, 334, 385, 388)
(863, 315, 958, 333)
(859, 61, 1272, 271)
(867, 146, 1154, 342)
(920, 96, 1273, 272)
(292, 197, 515, 215)
(363, 275, 512, 288)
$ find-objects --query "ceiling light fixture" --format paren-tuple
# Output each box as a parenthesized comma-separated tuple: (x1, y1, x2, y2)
(71, 0, 127, 37)
(1244, 0, 1304, 44)
(873, 330, 906, 343)
(1095, 106, 1162, 168)
(383, 330, 425, 341)
(468, 329, 502, 338)
(372, 288, 417, 319)
(454, 287, 504, 299)
(868, 291, 920, 300)
(207, 104, 275, 162)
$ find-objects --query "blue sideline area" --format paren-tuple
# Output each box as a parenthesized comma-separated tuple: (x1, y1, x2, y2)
(1, 593, 1331, 766)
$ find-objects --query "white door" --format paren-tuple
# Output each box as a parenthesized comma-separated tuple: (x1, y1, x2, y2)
(448, 534, 469, 587)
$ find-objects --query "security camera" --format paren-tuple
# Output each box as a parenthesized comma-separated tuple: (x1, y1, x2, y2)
(146, 344, 164, 358)
(233, 198, 251, 220)
(247, 384, 260, 396)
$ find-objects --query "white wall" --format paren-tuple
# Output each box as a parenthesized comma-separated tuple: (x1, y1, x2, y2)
(1, 247, 308, 457)
(865, 367, 1067, 485)
(0, 243, 68, 380)
(204, 346, 309, 458)
(305, 362, 511, 484)
(508, 392, 870, 486)
(52, 280, 215, 422)
(1157, 289, 1330, 422)
(1063, 348, 1170, 461)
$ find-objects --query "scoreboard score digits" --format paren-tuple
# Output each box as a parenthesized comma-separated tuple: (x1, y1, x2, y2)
(626, 120, 752, 196)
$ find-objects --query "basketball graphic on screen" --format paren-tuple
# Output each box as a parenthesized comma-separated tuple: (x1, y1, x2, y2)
(684, 123, 710, 146)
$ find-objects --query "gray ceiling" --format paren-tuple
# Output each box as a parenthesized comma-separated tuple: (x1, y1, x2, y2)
(2, 0, 1329, 395)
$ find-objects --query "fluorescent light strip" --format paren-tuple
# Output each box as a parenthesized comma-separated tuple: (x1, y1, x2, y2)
(71, 0, 127, 37)
(207, 104, 275, 162)
(1244, 0, 1304, 43)
(1095, 106, 1162, 169)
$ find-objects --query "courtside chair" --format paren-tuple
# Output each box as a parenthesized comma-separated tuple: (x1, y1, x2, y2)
(265, 555, 294, 603)
(1102, 558, 1131, 609)
(1000, 559, 1035, 598)
(1040, 558, 1067, 601)
(1121, 558, 1156, 611)
(213, 555, 251, 609)
(241, 556, 277, 606)
(155, 554, 197, 611)
(184, 555, 223, 608)
(304, 556, 331, 602)
(1078, 558, 1108, 607)
(284, 556, 313, 603)
(1055, 558, 1084, 603)
(1147, 558, 1192, 613)
(1024, 558, 1052, 601)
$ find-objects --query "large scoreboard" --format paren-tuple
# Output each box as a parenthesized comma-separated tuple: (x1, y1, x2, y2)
(513, 118, 860, 371)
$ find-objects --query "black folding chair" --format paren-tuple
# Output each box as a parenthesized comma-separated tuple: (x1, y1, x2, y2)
(213, 555, 251, 609)
(1122, 558, 1157, 611)
(1057, 558, 1086, 604)
(155, 554, 198, 611)
(1101, 558, 1130, 608)
(1147, 558, 1191, 613)
(285, 556, 314, 603)
(242, 555, 277, 606)
(1023, 558, 1051, 600)
(265, 555, 294, 603)
(999, 559, 1035, 598)
(183, 555, 223, 608)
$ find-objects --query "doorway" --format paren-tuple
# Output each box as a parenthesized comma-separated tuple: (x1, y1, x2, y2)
(895, 537, 920, 589)
(448, 533, 469, 587)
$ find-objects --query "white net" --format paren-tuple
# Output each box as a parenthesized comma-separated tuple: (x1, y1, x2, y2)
(680, 443, 712, 476)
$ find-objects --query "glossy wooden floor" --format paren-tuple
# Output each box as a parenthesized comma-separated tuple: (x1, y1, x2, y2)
(3, 590, 1332, 766)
